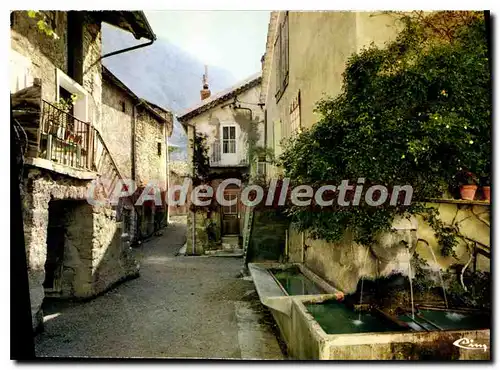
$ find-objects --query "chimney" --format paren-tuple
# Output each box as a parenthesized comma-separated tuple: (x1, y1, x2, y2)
(200, 65, 211, 100)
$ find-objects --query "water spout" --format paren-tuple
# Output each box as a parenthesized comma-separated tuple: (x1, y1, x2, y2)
(358, 247, 371, 322)
(425, 243, 449, 309)
(407, 249, 415, 320)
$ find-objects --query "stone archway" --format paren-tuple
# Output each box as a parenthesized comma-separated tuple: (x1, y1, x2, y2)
(22, 170, 93, 331)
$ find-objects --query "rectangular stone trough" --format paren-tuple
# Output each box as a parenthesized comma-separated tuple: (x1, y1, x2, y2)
(248, 263, 490, 360)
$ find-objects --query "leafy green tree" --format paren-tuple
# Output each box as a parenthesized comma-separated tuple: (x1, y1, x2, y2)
(279, 12, 490, 245)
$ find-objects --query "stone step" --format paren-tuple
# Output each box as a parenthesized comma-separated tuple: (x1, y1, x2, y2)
(222, 238, 240, 250)
(221, 235, 239, 244)
(205, 249, 244, 257)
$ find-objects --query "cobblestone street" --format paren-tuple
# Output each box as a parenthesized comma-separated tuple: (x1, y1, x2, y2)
(34, 218, 285, 359)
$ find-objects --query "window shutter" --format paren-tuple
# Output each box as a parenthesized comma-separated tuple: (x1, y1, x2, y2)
(283, 12, 289, 87)
(280, 21, 286, 91)
(274, 26, 282, 98)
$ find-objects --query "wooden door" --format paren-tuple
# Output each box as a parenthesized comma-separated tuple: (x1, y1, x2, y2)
(222, 189, 239, 235)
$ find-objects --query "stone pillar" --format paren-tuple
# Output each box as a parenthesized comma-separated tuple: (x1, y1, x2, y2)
(22, 180, 50, 332)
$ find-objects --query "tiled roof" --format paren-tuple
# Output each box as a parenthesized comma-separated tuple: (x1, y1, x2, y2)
(177, 72, 262, 122)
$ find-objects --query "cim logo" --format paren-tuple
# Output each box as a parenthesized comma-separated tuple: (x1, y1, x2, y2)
(452, 338, 488, 352)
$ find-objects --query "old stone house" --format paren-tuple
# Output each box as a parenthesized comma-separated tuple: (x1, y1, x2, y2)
(101, 66, 173, 242)
(178, 72, 264, 255)
(259, 11, 490, 293)
(10, 10, 161, 332)
(168, 160, 190, 216)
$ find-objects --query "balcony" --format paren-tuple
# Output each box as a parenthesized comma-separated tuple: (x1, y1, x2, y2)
(210, 141, 248, 167)
(39, 100, 94, 170)
(11, 83, 123, 198)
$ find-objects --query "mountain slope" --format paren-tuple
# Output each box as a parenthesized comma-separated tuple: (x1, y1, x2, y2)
(101, 23, 237, 160)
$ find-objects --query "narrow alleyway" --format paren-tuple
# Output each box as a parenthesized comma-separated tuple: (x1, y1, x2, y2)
(34, 217, 285, 359)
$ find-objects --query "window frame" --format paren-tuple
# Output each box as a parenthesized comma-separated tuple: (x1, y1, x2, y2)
(221, 124, 237, 154)
(56, 68, 89, 123)
(274, 11, 289, 102)
(157, 140, 162, 156)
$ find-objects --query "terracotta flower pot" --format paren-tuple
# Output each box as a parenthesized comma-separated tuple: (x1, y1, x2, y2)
(460, 184, 478, 200)
(482, 186, 491, 202)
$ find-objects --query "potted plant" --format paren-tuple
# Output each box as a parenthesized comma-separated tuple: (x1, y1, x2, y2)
(479, 175, 491, 202)
(73, 134, 83, 145)
(455, 171, 479, 200)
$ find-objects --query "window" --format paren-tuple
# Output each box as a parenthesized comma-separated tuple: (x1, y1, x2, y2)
(59, 87, 75, 116)
(222, 126, 236, 154)
(56, 69, 88, 122)
(274, 11, 289, 102)
(290, 90, 301, 136)
(157, 142, 162, 156)
(121, 101, 126, 113)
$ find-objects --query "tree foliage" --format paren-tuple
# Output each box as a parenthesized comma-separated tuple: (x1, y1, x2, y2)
(279, 12, 490, 245)
(26, 10, 59, 40)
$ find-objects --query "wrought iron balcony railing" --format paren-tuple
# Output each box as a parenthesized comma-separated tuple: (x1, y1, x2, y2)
(40, 100, 94, 170)
(11, 82, 126, 201)
(210, 141, 249, 167)
(39, 100, 124, 199)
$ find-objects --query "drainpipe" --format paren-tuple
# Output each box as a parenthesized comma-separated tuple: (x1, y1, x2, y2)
(100, 40, 155, 60)
(166, 124, 170, 225)
(190, 123, 196, 255)
(88, 39, 155, 72)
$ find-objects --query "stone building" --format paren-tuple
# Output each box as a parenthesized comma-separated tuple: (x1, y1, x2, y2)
(259, 11, 490, 293)
(101, 66, 173, 241)
(168, 160, 190, 216)
(10, 10, 159, 331)
(178, 71, 264, 255)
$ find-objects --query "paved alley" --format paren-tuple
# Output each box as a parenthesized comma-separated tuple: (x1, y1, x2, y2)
(34, 218, 285, 359)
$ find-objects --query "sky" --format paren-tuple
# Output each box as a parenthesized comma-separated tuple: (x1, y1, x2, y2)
(144, 11, 270, 81)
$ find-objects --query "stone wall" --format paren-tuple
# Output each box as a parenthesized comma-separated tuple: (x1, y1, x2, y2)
(22, 168, 138, 331)
(247, 210, 288, 262)
(91, 206, 139, 295)
(135, 109, 167, 189)
(81, 19, 102, 131)
(186, 209, 208, 255)
(11, 11, 102, 125)
(286, 203, 490, 294)
(11, 11, 68, 102)
(415, 202, 490, 273)
(101, 78, 133, 178)
(59, 201, 94, 298)
(168, 171, 189, 216)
